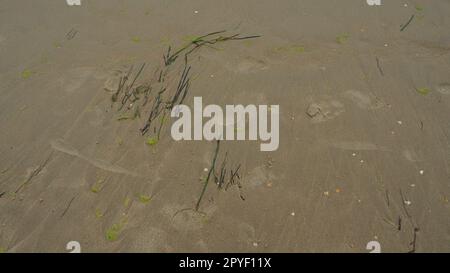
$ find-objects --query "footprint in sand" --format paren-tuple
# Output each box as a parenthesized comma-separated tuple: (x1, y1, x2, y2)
(124, 227, 172, 252)
(403, 149, 422, 162)
(306, 98, 345, 123)
(236, 221, 256, 244)
(436, 83, 450, 95)
(246, 165, 276, 188)
(162, 204, 216, 231)
(219, 217, 257, 247)
(103, 68, 127, 92)
(342, 90, 384, 110)
(103, 76, 121, 92)
(234, 57, 268, 74)
(58, 67, 96, 94)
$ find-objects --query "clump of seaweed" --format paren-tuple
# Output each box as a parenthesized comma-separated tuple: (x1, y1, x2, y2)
(195, 140, 244, 211)
(109, 30, 260, 144)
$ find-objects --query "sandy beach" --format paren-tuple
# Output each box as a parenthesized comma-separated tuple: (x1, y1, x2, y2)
(0, 0, 450, 253)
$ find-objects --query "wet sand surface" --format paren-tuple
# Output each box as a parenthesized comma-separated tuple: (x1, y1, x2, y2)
(0, 0, 450, 252)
